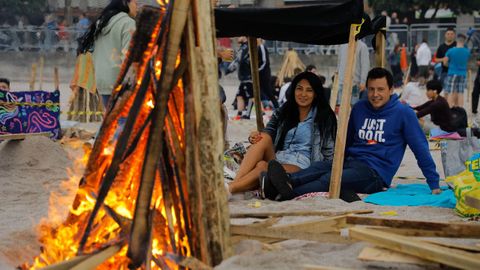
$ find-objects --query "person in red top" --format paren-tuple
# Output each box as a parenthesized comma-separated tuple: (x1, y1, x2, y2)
(58, 18, 70, 52)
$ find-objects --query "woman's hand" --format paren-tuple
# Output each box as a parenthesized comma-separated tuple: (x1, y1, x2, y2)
(248, 131, 263, 144)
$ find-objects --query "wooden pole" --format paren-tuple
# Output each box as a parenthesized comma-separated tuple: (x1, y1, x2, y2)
(248, 37, 265, 130)
(328, 25, 358, 199)
(29, 63, 37, 91)
(54, 67, 59, 90)
(39, 56, 45, 90)
(329, 72, 339, 110)
(375, 31, 386, 68)
(185, 0, 232, 266)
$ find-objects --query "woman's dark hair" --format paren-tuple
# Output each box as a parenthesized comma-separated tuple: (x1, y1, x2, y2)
(276, 72, 337, 150)
(78, 0, 131, 54)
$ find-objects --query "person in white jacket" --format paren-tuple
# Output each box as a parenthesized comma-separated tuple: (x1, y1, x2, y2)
(416, 39, 432, 80)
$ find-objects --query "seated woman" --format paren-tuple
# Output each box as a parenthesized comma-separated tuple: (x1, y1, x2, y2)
(227, 72, 337, 197)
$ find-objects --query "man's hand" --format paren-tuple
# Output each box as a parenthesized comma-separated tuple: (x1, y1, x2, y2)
(359, 83, 366, 92)
(431, 188, 442, 195)
(248, 131, 263, 144)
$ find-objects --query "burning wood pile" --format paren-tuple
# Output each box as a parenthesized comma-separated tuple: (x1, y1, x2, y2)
(21, 1, 231, 269)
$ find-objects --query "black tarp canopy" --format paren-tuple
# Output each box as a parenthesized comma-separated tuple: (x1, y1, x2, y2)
(215, 0, 385, 45)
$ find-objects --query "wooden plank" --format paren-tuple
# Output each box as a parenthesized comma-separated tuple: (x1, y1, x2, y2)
(419, 238, 480, 253)
(367, 226, 476, 238)
(54, 67, 59, 90)
(465, 195, 480, 210)
(0, 132, 51, 141)
(303, 264, 353, 270)
(375, 31, 386, 68)
(329, 72, 339, 110)
(349, 227, 480, 270)
(357, 246, 437, 266)
(248, 36, 264, 130)
(231, 216, 354, 244)
(347, 216, 480, 238)
(230, 210, 372, 219)
(230, 235, 283, 245)
(41, 254, 90, 270)
(328, 24, 358, 199)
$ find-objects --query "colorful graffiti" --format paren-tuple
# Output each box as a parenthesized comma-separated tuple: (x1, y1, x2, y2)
(0, 90, 61, 139)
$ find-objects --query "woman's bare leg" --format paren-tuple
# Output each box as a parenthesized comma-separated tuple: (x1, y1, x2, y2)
(234, 133, 274, 180)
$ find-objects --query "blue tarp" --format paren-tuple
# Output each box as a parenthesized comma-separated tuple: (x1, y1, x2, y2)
(364, 184, 456, 208)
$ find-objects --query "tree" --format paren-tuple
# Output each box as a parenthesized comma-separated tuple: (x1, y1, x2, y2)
(369, 0, 480, 22)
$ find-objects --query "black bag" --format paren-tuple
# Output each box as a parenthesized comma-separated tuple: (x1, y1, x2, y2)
(450, 106, 468, 130)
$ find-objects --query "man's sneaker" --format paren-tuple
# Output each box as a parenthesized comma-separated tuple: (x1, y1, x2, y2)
(268, 160, 296, 201)
(241, 115, 250, 120)
(259, 172, 278, 200)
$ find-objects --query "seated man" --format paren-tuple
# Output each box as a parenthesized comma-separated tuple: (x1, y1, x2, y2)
(0, 78, 10, 91)
(414, 80, 454, 133)
(261, 68, 442, 201)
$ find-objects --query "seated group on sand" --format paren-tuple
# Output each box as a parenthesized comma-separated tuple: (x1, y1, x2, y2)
(226, 67, 443, 201)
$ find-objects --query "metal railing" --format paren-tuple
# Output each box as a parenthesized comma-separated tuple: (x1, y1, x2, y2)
(1, 23, 480, 54)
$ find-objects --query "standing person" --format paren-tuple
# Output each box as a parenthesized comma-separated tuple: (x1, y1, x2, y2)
(434, 28, 456, 86)
(416, 38, 432, 80)
(262, 68, 441, 201)
(227, 72, 337, 196)
(388, 44, 403, 88)
(443, 34, 470, 108)
(337, 39, 370, 104)
(472, 55, 480, 114)
(78, 0, 137, 107)
(228, 36, 254, 120)
(258, 38, 279, 110)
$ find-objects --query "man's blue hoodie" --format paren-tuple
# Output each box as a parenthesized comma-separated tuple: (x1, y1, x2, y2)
(346, 94, 440, 190)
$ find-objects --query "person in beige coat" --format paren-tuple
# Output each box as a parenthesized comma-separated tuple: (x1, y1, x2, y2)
(77, 0, 137, 107)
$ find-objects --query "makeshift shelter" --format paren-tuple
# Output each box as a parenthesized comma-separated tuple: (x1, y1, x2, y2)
(215, 0, 386, 198)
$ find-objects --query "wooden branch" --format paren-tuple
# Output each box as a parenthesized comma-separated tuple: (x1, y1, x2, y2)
(71, 244, 121, 270)
(128, 0, 191, 267)
(329, 72, 339, 110)
(0, 132, 51, 140)
(349, 227, 480, 270)
(375, 31, 386, 68)
(419, 238, 480, 253)
(230, 210, 372, 219)
(328, 24, 357, 199)
(346, 216, 480, 238)
(40, 254, 90, 270)
(248, 36, 265, 130)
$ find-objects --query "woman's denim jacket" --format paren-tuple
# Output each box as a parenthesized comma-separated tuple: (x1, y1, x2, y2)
(262, 108, 335, 162)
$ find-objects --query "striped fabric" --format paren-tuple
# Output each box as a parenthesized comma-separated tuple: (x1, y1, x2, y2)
(70, 52, 97, 94)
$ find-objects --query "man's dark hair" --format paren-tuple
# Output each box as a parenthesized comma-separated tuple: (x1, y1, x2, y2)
(426, 80, 443, 94)
(366, 68, 393, 89)
(457, 33, 467, 42)
(305, 64, 316, 72)
(446, 27, 456, 33)
(0, 78, 10, 87)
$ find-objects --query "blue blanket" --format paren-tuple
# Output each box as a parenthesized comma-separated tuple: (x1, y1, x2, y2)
(364, 184, 456, 208)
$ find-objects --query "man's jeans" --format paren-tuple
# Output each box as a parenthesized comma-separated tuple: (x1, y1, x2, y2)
(290, 159, 385, 196)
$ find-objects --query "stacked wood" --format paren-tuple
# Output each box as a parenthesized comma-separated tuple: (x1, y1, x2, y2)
(276, 49, 305, 85)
